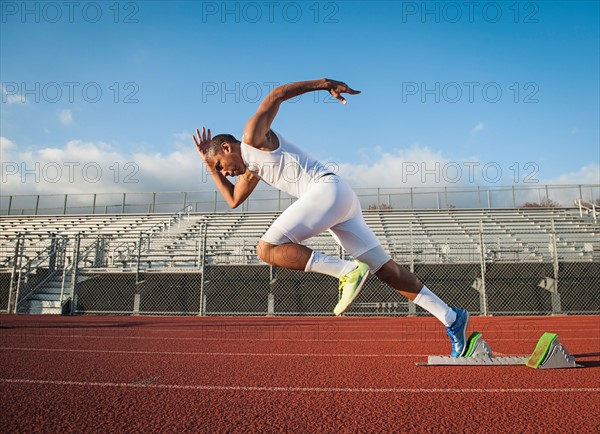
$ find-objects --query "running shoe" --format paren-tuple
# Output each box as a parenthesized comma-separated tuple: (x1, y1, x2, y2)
(445, 307, 469, 357)
(333, 261, 369, 316)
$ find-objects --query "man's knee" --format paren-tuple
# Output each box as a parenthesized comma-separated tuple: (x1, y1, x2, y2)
(256, 240, 275, 263)
(356, 246, 391, 273)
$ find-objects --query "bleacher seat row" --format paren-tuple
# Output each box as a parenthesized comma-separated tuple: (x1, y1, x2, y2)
(1, 208, 598, 271)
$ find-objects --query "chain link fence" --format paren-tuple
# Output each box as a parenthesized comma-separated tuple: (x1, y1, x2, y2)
(0, 213, 598, 316)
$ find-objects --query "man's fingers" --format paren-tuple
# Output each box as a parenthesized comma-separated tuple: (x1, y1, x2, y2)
(199, 127, 212, 143)
(330, 85, 360, 104)
(330, 90, 347, 104)
(341, 85, 360, 95)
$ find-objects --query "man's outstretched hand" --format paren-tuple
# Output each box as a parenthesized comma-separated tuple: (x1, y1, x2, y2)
(192, 127, 211, 164)
(324, 79, 361, 104)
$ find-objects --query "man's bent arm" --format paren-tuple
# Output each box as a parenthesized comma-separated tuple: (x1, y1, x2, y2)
(208, 168, 260, 209)
(193, 127, 260, 209)
(243, 78, 360, 148)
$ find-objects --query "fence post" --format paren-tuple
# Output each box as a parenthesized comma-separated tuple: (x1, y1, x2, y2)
(444, 187, 448, 208)
(49, 233, 57, 272)
(8, 236, 22, 313)
(511, 186, 516, 208)
(70, 233, 81, 315)
(543, 219, 562, 314)
(132, 232, 143, 315)
(136, 231, 143, 279)
(196, 238, 202, 270)
(7, 195, 13, 215)
(35, 195, 40, 215)
(121, 193, 126, 214)
(198, 223, 208, 316)
(408, 221, 416, 316)
(268, 265, 275, 316)
(63, 194, 68, 214)
(476, 221, 488, 316)
(12, 235, 26, 314)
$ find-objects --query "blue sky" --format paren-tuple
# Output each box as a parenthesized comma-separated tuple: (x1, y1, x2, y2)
(1, 0, 599, 198)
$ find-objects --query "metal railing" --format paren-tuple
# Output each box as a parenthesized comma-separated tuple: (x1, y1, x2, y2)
(575, 198, 598, 223)
(2, 184, 598, 216)
(9, 234, 69, 313)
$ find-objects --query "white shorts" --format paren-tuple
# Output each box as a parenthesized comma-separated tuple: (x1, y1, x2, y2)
(261, 175, 389, 267)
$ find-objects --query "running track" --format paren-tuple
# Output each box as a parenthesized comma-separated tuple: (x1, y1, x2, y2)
(1, 315, 599, 433)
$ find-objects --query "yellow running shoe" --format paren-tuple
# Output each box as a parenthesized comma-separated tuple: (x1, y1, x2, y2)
(333, 261, 370, 316)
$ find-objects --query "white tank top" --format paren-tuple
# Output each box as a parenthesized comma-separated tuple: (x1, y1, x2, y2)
(240, 130, 331, 198)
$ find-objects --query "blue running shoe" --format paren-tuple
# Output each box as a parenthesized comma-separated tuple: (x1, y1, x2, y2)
(445, 307, 469, 357)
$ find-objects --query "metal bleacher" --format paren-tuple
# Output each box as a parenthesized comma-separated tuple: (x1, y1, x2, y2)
(1, 207, 598, 272)
(1, 206, 598, 315)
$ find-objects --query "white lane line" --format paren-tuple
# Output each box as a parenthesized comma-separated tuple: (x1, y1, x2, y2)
(0, 347, 428, 357)
(2, 327, 597, 334)
(1, 378, 599, 393)
(0, 333, 596, 343)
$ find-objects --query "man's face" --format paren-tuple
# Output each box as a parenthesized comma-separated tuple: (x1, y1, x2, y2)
(210, 144, 246, 178)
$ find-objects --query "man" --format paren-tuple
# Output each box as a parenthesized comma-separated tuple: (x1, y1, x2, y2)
(193, 78, 469, 356)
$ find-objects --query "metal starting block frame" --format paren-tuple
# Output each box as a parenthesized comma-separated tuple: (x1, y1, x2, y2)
(419, 331, 581, 369)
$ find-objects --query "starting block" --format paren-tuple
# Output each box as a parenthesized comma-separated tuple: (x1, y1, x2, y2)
(525, 332, 581, 369)
(418, 331, 581, 369)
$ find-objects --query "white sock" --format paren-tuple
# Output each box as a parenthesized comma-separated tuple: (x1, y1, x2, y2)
(304, 251, 357, 278)
(413, 286, 457, 326)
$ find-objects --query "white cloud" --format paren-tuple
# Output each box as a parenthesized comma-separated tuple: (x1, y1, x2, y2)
(511, 164, 600, 207)
(1, 136, 16, 152)
(0, 136, 207, 196)
(337, 145, 483, 188)
(471, 122, 485, 135)
(59, 109, 73, 125)
(1, 136, 598, 210)
(173, 131, 191, 141)
(1, 84, 27, 104)
(542, 163, 600, 185)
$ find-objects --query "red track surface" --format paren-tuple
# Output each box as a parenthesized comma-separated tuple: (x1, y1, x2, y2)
(1, 315, 599, 433)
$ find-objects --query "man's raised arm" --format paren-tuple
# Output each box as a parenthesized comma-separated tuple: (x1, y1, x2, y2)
(242, 78, 360, 148)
